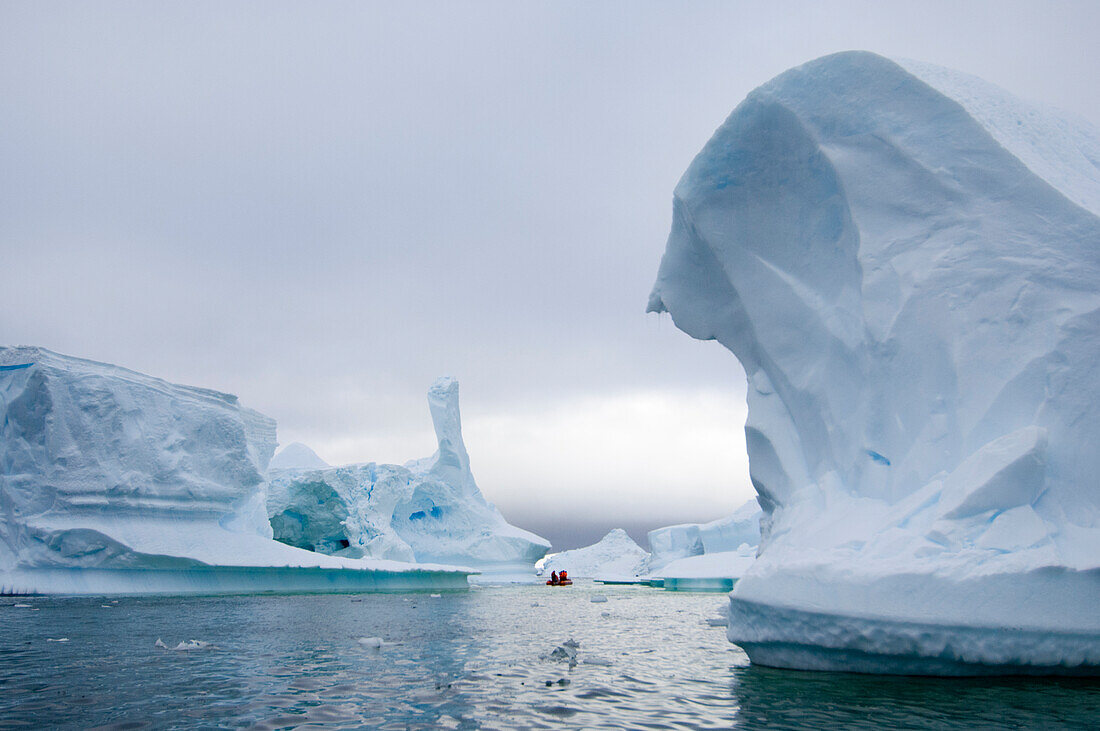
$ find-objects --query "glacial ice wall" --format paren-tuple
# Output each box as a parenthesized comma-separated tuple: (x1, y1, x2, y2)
(267, 377, 550, 571)
(0, 347, 470, 594)
(648, 52, 1100, 673)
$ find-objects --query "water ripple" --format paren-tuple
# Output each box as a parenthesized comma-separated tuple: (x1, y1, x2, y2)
(1, 587, 1098, 728)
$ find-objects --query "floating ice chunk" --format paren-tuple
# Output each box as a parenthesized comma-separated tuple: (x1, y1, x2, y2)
(590, 595, 608, 603)
(173, 640, 214, 651)
(46, 638, 69, 642)
(430, 593, 442, 598)
(357, 636, 385, 649)
(548, 648, 578, 667)
(601, 611, 611, 618)
(154, 638, 168, 649)
(12, 604, 31, 608)
(706, 618, 729, 627)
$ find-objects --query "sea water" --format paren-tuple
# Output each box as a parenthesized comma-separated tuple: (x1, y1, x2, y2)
(2, 582, 1098, 729)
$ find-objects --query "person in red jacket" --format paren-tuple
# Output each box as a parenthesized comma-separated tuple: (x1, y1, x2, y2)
(550, 570, 559, 585)
(559, 570, 568, 583)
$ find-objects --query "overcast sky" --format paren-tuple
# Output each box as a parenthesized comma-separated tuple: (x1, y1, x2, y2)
(2, 1, 1098, 549)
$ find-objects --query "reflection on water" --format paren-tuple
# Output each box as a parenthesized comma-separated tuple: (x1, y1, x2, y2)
(731, 664, 1100, 729)
(1, 583, 1097, 729)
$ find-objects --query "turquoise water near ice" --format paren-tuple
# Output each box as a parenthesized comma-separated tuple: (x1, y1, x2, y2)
(2, 582, 1098, 729)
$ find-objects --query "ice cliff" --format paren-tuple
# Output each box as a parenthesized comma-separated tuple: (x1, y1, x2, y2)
(645, 498, 761, 571)
(266, 377, 550, 573)
(644, 499, 760, 591)
(540, 529, 648, 579)
(0, 347, 469, 594)
(648, 52, 1100, 674)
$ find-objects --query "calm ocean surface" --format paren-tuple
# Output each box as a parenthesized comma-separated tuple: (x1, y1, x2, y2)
(2, 582, 1097, 729)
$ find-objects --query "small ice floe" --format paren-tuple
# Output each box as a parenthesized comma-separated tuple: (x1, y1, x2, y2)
(600, 611, 611, 618)
(155, 638, 168, 649)
(100, 605, 112, 608)
(172, 640, 214, 651)
(547, 638, 580, 667)
(590, 595, 608, 603)
(357, 636, 401, 650)
(430, 594, 442, 598)
(12, 604, 32, 608)
(46, 638, 69, 642)
(705, 617, 729, 627)
(531, 602, 540, 607)
(582, 656, 613, 666)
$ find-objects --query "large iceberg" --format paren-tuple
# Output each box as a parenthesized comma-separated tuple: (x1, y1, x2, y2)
(267, 377, 550, 575)
(0, 347, 470, 594)
(539, 529, 649, 579)
(648, 52, 1100, 674)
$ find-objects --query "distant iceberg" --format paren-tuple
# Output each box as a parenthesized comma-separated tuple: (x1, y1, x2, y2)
(649, 51, 1100, 673)
(0, 347, 470, 595)
(540, 529, 648, 579)
(646, 498, 761, 571)
(267, 377, 550, 575)
(270, 442, 330, 471)
(645, 499, 761, 590)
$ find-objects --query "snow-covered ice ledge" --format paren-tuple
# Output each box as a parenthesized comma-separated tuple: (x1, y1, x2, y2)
(649, 52, 1100, 674)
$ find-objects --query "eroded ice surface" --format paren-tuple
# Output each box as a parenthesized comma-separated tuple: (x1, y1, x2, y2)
(648, 52, 1100, 673)
(267, 377, 549, 574)
(0, 347, 470, 594)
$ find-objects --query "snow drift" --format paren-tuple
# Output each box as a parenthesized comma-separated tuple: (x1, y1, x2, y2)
(540, 529, 648, 579)
(267, 377, 550, 573)
(0, 347, 469, 594)
(648, 52, 1100, 674)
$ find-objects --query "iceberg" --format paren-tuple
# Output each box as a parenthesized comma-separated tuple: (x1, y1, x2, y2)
(539, 528, 648, 579)
(0, 347, 470, 595)
(266, 377, 550, 576)
(645, 499, 761, 590)
(648, 52, 1100, 674)
(646, 498, 761, 571)
(269, 442, 330, 471)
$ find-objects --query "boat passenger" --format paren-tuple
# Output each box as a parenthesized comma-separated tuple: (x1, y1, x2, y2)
(550, 570, 559, 585)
